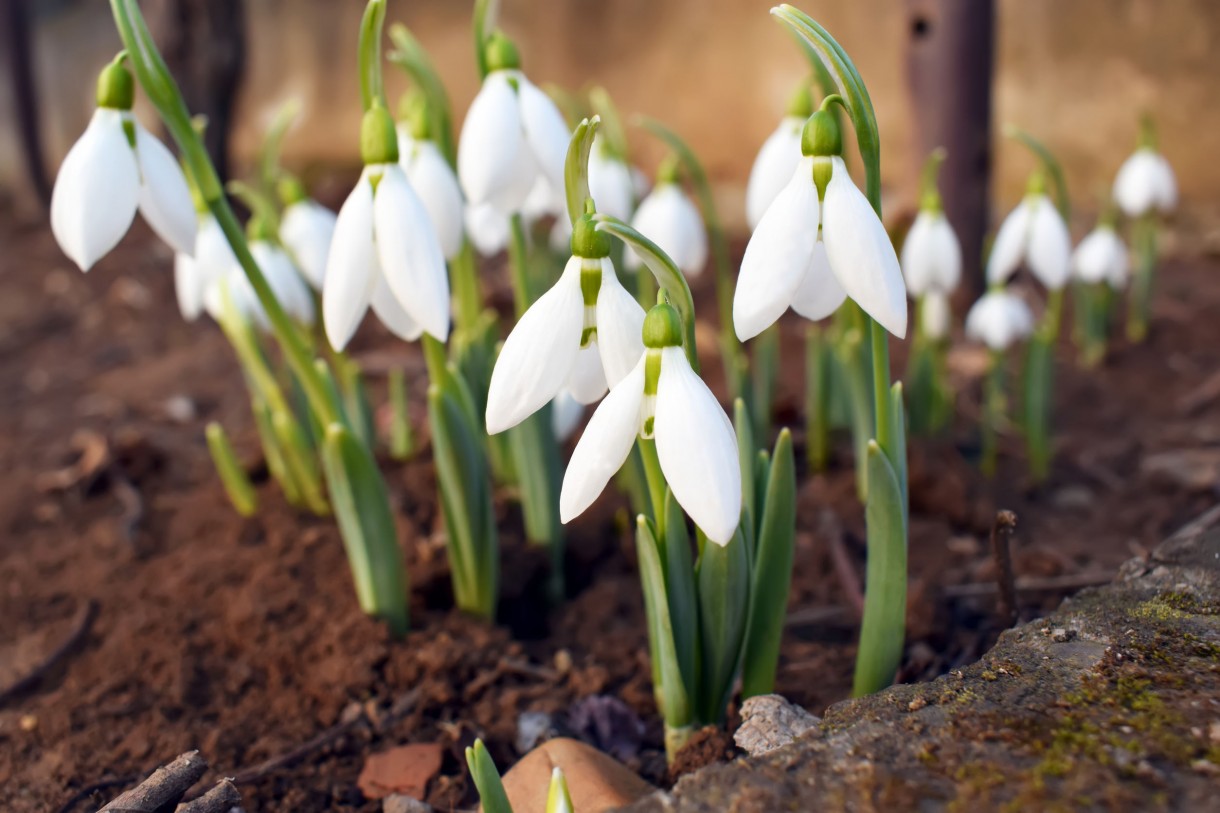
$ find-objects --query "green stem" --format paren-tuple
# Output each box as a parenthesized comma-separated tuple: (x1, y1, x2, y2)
(451, 240, 483, 331)
(638, 438, 668, 526)
(805, 325, 830, 471)
(508, 213, 533, 316)
(982, 349, 1004, 478)
(1128, 214, 1157, 343)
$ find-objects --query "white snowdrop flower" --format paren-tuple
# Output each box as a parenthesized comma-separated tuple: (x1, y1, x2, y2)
(322, 104, 450, 350)
(398, 126, 464, 260)
(901, 209, 962, 297)
(746, 86, 812, 231)
(206, 230, 314, 332)
(51, 57, 196, 272)
(626, 163, 708, 278)
(457, 34, 570, 217)
(465, 202, 510, 257)
(485, 209, 645, 434)
(1072, 223, 1129, 288)
(278, 179, 336, 291)
(965, 288, 1034, 352)
(735, 107, 907, 341)
(920, 291, 952, 341)
(986, 179, 1071, 291)
(175, 212, 234, 321)
(551, 390, 584, 442)
(560, 303, 741, 546)
(1113, 147, 1176, 218)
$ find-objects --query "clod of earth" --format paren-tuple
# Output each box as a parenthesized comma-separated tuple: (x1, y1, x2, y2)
(496, 738, 654, 812)
(624, 504, 1220, 812)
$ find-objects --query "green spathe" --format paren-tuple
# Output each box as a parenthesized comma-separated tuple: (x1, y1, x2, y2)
(361, 103, 400, 165)
(571, 211, 612, 259)
(96, 53, 134, 110)
(484, 31, 521, 72)
(643, 303, 684, 349)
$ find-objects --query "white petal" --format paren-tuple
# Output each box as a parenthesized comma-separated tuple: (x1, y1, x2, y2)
(1113, 150, 1161, 218)
(520, 169, 560, 222)
(821, 157, 908, 338)
(1152, 153, 1177, 213)
(50, 108, 140, 271)
(135, 122, 197, 256)
(559, 355, 646, 524)
(485, 257, 584, 434)
(654, 347, 741, 545)
(252, 241, 314, 326)
(746, 116, 803, 231)
(789, 239, 847, 322)
(551, 390, 585, 442)
(965, 290, 1032, 351)
(1072, 227, 1124, 284)
(370, 273, 424, 342)
(1026, 196, 1071, 290)
(323, 170, 378, 350)
(566, 342, 609, 404)
(733, 158, 819, 341)
(588, 144, 635, 222)
(920, 291, 951, 340)
(902, 211, 961, 296)
(627, 185, 697, 275)
(373, 165, 451, 340)
(280, 200, 337, 290)
(594, 258, 646, 386)
(174, 251, 202, 321)
(175, 215, 229, 321)
(986, 200, 1032, 285)
(458, 72, 525, 208)
(465, 202, 510, 256)
(404, 140, 465, 260)
(517, 76, 571, 199)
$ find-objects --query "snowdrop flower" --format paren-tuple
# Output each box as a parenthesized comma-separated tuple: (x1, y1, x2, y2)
(965, 288, 1034, 352)
(986, 176, 1071, 291)
(465, 203, 510, 257)
(901, 207, 961, 297)
(1113, 132, 1176, 218)
(277, 176, 336, 290)
(920, 291, 952, 342)
(485, 208, 645, 434)
(323, 104, 449, 350)
(458, 33, 569, 217)
(560, 303, 741, 546)
(1072, 222, 1129, 289)
(398, 122, 464, 260)
(51, 55, 196, 272)
(745, 85, 811, 231)
(205, 215, 314, 331)
(176, 212, 234, 321)
(735, 105, 907, 340)
(626, 159, 708, 278)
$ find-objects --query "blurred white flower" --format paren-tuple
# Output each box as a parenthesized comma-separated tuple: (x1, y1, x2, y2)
(1072, 224, 1129, 288)
(987, 192, 1071, 291)
(901, 210, 962, 297)
(1113, 148, 1176, 218)
(279, 197, 336, 290)
(746, 115, 804, 231)
(920, 291, 952, 341)
(965, 289, 1034, 351)
(626, 181, 708, 278)
(176, 213, 234, 321)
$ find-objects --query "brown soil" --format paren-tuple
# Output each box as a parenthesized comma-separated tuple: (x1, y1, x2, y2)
(1, 215, 1217, 812)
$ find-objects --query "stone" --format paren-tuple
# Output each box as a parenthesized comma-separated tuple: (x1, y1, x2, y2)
(383, 794, 432, 813)
(625, 504, 1220, 812)
(733, 695, 820, 756)
(492, 738, 653, 813)
(357, 743, 443, 801)
(1141, 449, 1220, 492)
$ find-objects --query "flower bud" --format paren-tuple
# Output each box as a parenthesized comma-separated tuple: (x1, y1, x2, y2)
(785, 84, 813, 119)
(361, 103, 400, 166)
(642, 302, 683, 349)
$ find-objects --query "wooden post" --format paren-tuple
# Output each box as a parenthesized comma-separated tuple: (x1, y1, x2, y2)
(3, 0, 51, 211)
(905, 0, 996, 298)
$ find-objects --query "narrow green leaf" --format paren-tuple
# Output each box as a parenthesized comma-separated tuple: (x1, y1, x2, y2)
(805, 325, 831, 471)
(507, 407, 563, 548)
(696, 525, 751, 724)
(663, 490, 698, 706)
(319, 422, 408, 635)
(733, 398, 756, 526)
(271, 408, 330, 516)
(888, 382, 909, 512)
(853, 440, 907, 696)
(357, 0, 387, 111)
(252, 398, 303, 508)
(388, 368, 413, 461)
(636, 517, 692, 732)
(205, 422, 258, 517)
(750, 324, 780, 442)
(465, 740, 514, 813)
(471, 0, 497, 80)
(387, 23, 457, 164)
(742, 430, 797, 698)
(563, 116, 600, 225)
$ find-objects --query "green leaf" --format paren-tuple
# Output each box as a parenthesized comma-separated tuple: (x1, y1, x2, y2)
(357, 0, 387, 111)
(742, 430, 797, 698)
(252, 398, 302, 508)
(387, 368, 413, 461)
(750, 325, 780, 442)
(205, 422, 257, 517)
(733, 398, 756, 526)
(636, 517, 692, 732)
(853, 440, 908, 696)
(1005, 125, 1071, 221)
(271, 408, 330, 516)
(888, 382, 909, 511)
(465, 740, 514, 813)
(563, 116, 600, 226)
(805, 325, 831, 471)
(387, 23, 457, 164)
(662, 490, 698, 706)
(472, 0, 497, 80)
(319, 421, 408, 635)
(696, 525, 751, 724)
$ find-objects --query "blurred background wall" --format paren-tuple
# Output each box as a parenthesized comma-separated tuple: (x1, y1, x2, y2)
(2, 0, 1217, 233)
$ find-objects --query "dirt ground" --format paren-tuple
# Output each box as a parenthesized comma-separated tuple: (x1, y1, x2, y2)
(1, 214, 1217, 812)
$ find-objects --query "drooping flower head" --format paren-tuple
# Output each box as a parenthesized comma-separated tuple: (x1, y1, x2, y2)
(901, 156, 962, 299)
(560, 302, 741, 545)
(1113, 117, 1176, 219)
(965, 288, 1034, 352)
(51, 54, 196, 272)
(277, 175, 337, 291)
(626, 156, 708, 278)
(322, 103, 450, 350)
(485, 203, 645, 434)
(986, 173, 1071, 292)
(457, 32, 570, 218)
(206, 209, 314, 331)
(176, 210, 233, 322)
(735, 99, 908, 340)
(397, 97, 464, 261)
(745, 83, 812, 231)
(1072, 207, 1129, 290)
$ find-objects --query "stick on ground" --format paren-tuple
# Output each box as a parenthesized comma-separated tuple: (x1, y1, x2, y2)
(989, 510, 1019, 627)
(176, 780, 243, 813)
(98, 751, 208, 813)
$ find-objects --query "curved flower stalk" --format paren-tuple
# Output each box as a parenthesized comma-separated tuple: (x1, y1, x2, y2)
(625, 158, 708, 279)
(966, 287, 1034, 477)
(458, 32, 570, 218)
(322, 105, 450, 351)
(735, 97, 907, 341)
(902, 149, 960, 434)
(278, 176, 337, 291)
(51, 54, 196, 272)
(746, 83, 812, 230)
(1115, 116, 1176, 343)
(485, 204, 646, 434)
(561, 302, 741, 546)
(1071, 211, 1128, 367)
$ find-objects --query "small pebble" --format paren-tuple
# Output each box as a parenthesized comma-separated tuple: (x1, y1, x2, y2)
(554, 648, 573, 675)
(164, 395, 196, 423)
(19, 714, 37, 732)
(383, 793, 432, 813)
(1051, 627, 1074, 643)
(907, 697, 927, 712)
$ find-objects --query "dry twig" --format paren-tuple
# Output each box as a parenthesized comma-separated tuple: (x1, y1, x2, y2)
(98, 751, 208, 812)
(989, 510, 1019, 627)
